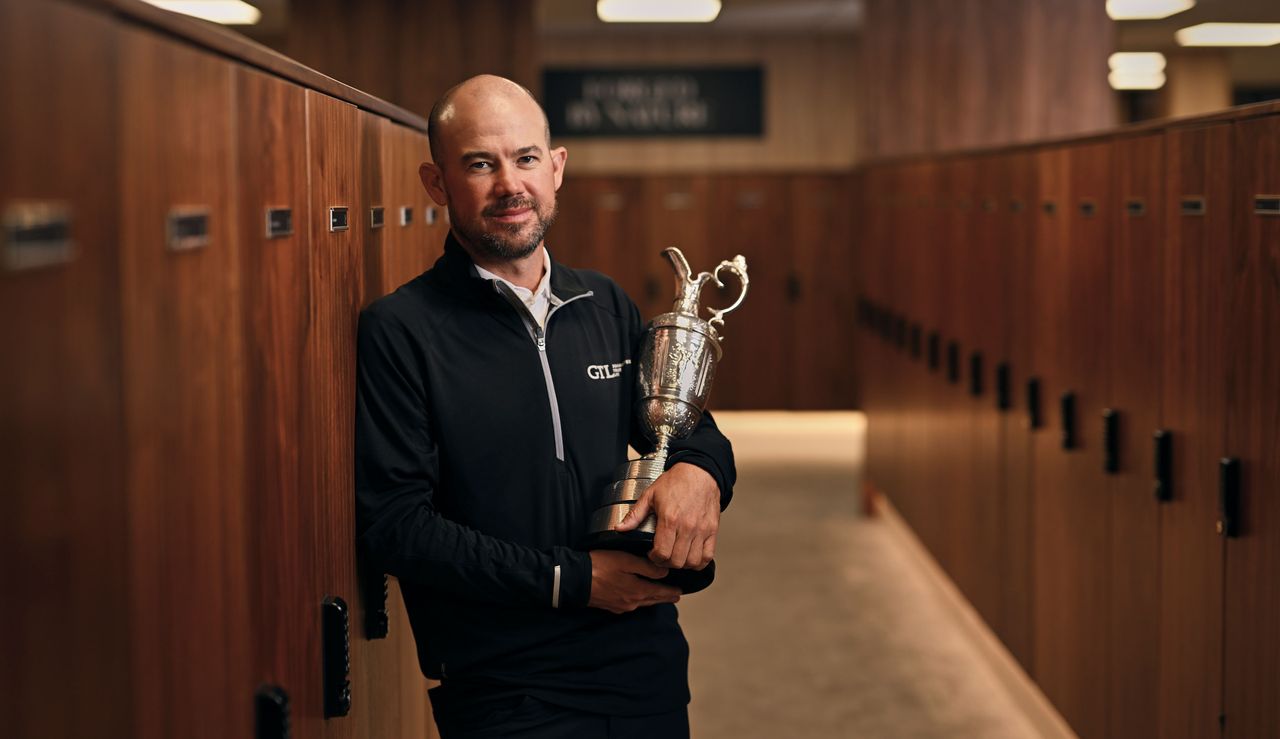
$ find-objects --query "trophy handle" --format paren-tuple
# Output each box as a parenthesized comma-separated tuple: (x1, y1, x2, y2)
(706, 255, 749, 331)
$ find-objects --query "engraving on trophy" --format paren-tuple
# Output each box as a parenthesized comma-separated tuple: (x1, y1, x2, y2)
(582, 246, 749, 594)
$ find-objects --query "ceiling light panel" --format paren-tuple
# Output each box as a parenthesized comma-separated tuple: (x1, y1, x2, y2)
(1176, 23, 1280, 47)
(597, 0, 722, 23)
(142, 0, 262, 25)
(1106, 0, 1194, 21)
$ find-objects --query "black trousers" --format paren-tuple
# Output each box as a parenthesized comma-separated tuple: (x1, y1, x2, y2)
(433, 694, 690, 739)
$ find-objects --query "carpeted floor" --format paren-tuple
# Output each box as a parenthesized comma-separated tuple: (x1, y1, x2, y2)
(678, 411, 1065, 739)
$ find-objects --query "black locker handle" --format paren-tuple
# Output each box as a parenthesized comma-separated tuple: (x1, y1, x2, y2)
(1061, 392, 1077, 450)
(969, 352, 984, 397)
(927, 332, 941, 371)
(1103, 409, 1120, 473)
(255, 684, 291, 739)
(947, 342, 961, 384)
(644, 275, 662, 302)
(1027, 377, 1042, 429)
(995, 363, 1011, 411)
(321, 596, 352, 718)
(1218, 458, 1241, 538)
(1153, 430, 1173, 502)
(786, 272, 802, 303)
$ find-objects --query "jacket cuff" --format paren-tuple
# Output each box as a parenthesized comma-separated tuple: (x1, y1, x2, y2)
(665, 450, 733, 510)
(553, 548, 594, 609)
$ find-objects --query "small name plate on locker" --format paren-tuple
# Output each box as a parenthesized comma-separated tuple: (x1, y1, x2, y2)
(371, 207, 385, 229)
(1254, 195, 1280, 215)
(4, 201, 75, 271)
(329, 207, 349, 232)
(1180, 196, 1206, 216)
(1126, 199, 1146, 217)
(266, 207, 293, 238)
(400, 206, 413, 226)
(167, 208, 210, 252)
(425, 206, 438, 225)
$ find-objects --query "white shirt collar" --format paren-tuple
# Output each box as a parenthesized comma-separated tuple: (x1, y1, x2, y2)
(474, 247, 559, 327)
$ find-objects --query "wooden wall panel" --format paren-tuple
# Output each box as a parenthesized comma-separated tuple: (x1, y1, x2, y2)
(303, 89, 364, 739)
(1159, 122, 1231, 739)
(118, 26, 251, 739)
(0, 2, 130, 737)
(709, 175, 793, 409)
(1108, 132, 1165, 738)
(639, 175, 713, 321)
(859, 0, 1116, 160)
(235, 64, 320, 735)
(1223, 113, 1280, 739)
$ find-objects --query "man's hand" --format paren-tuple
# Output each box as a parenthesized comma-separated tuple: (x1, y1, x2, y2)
(615, 462, 720, 570)
(588, 550, 682, 614)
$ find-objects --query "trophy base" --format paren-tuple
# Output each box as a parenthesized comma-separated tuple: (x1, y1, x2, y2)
(581, 527, 716, 595)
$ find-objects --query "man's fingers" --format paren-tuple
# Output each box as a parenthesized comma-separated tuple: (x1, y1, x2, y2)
(695, 534, 717, 570)
(648, 517, 677, 565)
(615, 490, 652, 532)
(628, 555, 670, 580)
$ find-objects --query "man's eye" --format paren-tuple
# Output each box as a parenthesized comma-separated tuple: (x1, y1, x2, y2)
(517, 155, 538, 165)
(469, 161, 491, 171)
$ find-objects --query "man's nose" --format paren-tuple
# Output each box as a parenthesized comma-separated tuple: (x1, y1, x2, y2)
(492, 164, 524, 197)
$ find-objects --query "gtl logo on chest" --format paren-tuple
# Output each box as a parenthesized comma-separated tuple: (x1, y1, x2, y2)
(586, 359, 631, 380)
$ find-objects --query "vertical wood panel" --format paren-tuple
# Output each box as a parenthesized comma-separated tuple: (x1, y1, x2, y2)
(304, 89, 364, 739)
(235, 64, 320, 735)
(1109, 132, 1164, 738)
(118, 27, 251, 739)
(0, 2, 130, 737)
(1159, 122, 1230, 739)
(1223, 113, 1280, 739)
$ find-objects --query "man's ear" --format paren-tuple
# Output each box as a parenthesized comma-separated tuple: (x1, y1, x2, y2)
(550, 146, 568, 191)
(420, 162, 448, 205)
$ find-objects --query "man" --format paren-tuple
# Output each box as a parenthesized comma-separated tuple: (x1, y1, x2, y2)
(354, 74, 736, 738)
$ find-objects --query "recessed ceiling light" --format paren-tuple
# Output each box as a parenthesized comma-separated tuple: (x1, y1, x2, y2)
(141, 0, 261, 25)
(597, 0, 722, 23)
(1108, 52, 1167, 90)
(1176, 23, 1280, 47)
(1106, 0, 1194, 21)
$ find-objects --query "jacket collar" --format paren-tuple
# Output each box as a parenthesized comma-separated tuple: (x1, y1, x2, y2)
(439, 230, 592, 302)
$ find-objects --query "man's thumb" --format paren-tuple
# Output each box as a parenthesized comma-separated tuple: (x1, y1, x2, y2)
(615, 492, 652, 531)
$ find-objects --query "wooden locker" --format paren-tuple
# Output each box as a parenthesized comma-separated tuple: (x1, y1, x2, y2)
(361, 110, 389, 299)
(118, 26, 251, 739)
(0, 2, 130, 737)
(708, 175, 792, 410)
(1222, 113, 1280, 739)
(999, 149, 1036, 671)
(234, 64, 321, 736)
(1108, 132, 1165, 738)
(1159, 122, 1231, 739)
(640, 175, 713, 323)
(414, 129, 447, 268)
(302, 89, 364, 739)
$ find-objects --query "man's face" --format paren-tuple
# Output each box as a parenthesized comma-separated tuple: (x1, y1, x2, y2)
(421, 91, 567, 263)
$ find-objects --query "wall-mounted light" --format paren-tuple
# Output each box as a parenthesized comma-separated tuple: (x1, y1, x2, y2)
(1106, 0, 1194, 21)
(597, 0, 722, 23)
(1176, 23, 1280, 47)
(141, 0, 261, 25)
(1108, 52, 1167, 90)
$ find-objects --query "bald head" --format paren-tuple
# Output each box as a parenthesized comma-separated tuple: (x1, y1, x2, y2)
(427, 74, 551, 167)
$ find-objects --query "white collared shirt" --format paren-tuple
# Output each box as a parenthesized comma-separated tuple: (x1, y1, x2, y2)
(474, 247, 560, 329)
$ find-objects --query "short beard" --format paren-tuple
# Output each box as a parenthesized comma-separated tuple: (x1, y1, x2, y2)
(453, 197, 558, 263)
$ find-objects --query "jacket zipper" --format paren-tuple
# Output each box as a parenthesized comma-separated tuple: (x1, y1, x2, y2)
(493, 283, 594, 462)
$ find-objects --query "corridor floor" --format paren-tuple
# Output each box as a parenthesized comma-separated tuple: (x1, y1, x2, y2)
(678, 412, 1072, 739)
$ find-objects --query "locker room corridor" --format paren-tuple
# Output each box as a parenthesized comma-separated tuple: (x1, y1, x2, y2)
(679, 412, 1073, 739)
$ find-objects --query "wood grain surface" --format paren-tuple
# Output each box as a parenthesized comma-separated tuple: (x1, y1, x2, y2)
(0, 2, 130, 737)
(1107, 132, 1165, 739)
(117, 25, 251, 739)
(1159, 121, 1231, 739)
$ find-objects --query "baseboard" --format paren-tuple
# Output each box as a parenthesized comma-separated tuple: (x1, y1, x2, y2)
(876, 495, 1079, 739)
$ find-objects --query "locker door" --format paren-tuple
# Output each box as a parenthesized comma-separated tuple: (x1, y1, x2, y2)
(302, 89, 364, 739)
(1159, 122, 1231, 739)
(361, 110, 389, 298)
(118, 27, 251, 739)
(1109, 132, 1164, 738)
(234, 65, 320, 736)
(708, 175, 792, 410)
(1000, 150, 1036, 670)
(788, 173, 850, 409)
(0, 2, 130, 737)
(908, 162, 944, 558)
(1223, 113, 1280, 739)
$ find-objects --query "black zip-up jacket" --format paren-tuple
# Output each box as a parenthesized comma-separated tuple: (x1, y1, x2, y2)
(354, 233, 736, 717)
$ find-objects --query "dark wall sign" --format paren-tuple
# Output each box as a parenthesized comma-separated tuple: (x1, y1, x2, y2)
(542, 67, 764, 138)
